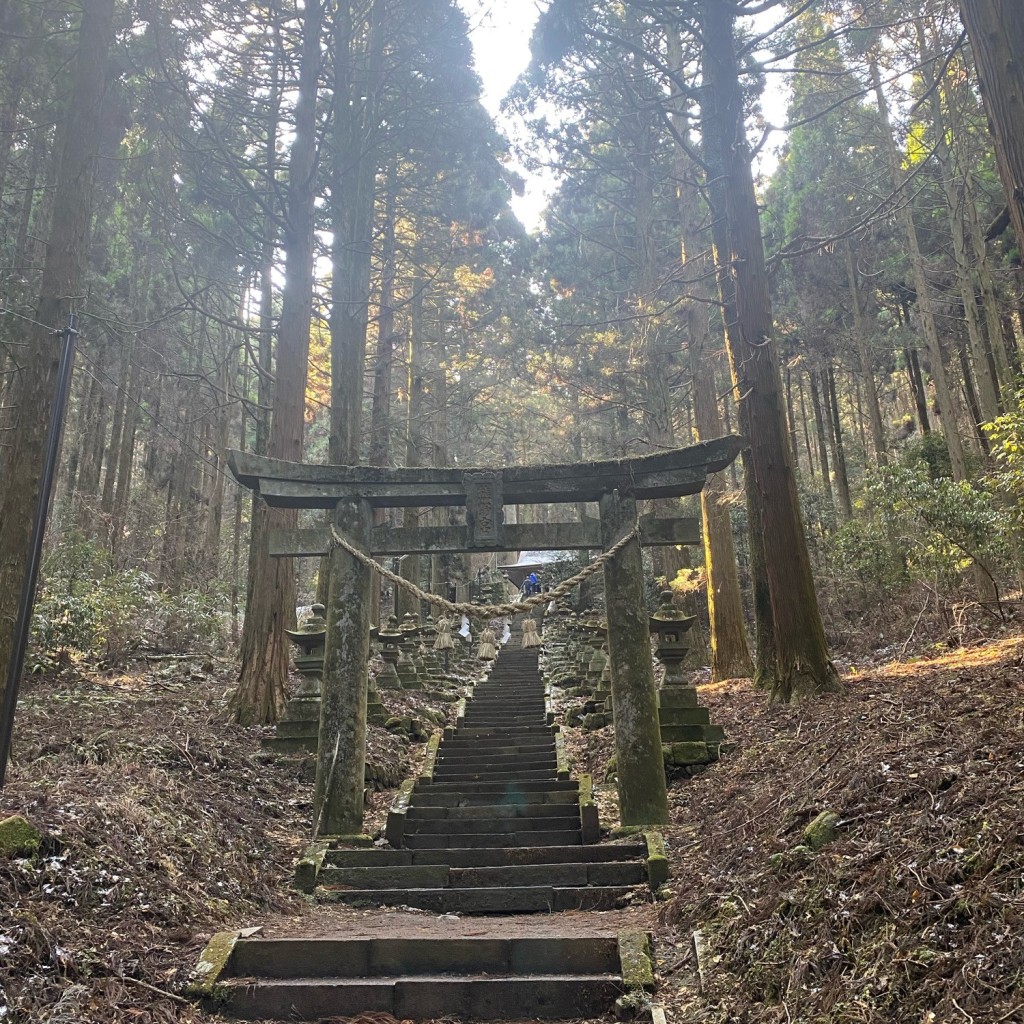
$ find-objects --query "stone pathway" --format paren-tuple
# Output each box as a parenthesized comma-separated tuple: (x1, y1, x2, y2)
(193, 643, 659, 1020)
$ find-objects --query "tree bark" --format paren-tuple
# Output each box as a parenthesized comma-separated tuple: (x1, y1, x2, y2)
(844, 244, 886, 462)
(809, 370, 834, 509)
(918, 19, 1001, 424)
(960, 0, 1024, 256)
(697, 0, 839, 702)
(906, 346, 931, 434)
(825, 366, 853, 519)
(871, 56, 969, 480)
(0, 0, 116, 715)
(233, 0, 323, 724)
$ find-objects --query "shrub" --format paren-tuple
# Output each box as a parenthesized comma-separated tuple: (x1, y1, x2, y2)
(30, 534, 225, 670)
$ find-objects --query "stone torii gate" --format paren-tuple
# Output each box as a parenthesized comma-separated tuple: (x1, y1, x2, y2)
(229, 435, 743, 837)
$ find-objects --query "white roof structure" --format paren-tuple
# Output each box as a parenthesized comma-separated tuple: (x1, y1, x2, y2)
(498, 550, 573, 588)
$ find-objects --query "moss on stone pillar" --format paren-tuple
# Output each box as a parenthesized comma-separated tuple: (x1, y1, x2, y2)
(599, 490, 669, 826)
(314, 498, 372, 837)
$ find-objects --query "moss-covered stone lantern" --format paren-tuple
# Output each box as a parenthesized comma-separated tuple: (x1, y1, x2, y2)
(376, 615, 403, 690)
(649, 590, 726, 772)
(262, 604, 327, 753)
(649, 590, 696, 688)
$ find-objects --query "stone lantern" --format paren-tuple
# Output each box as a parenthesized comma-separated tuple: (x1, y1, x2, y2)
(285, 603, 328, 696)
(649, 590, 696, 690)
(397, 613, 424, 689)
(648, 590, 726, 772)
(263, 604, 327, 753)
(376, 615, 403, 690)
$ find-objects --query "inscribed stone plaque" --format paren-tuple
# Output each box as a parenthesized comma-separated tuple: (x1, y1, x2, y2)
(464, 471, 503, 547)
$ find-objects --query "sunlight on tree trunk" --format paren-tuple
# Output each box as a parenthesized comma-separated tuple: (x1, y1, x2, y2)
(698, 0, 839, 703)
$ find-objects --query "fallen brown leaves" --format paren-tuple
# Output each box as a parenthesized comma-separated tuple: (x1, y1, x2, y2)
(0, 658, 427, 1024)
(657, 636, 1024, 1024)
(4, 638, 1023, 1024)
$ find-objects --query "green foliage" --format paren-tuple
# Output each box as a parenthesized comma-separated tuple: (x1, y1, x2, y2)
(30, 534, 225, 670)
(826, 455, 1016, 610)
(900, 431, 954, 480)
(984, 390, 1024, 511)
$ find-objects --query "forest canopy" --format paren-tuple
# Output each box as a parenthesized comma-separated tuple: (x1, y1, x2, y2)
(1, 0, 1023, 716)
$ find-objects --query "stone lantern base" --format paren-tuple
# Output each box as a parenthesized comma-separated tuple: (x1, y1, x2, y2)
(658, 685, 726, 771)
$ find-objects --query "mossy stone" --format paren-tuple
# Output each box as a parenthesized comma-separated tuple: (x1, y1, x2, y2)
(803, 810, 841, 850)
(0, 815, 41, 858)
(665, 741, 710, 766)
(618, 930, 656, 989)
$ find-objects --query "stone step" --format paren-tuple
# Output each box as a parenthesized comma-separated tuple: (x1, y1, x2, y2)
(416, 779, 578, 797)
(465, 709, 546, 717)
(437, 748, 555, 764)
(463, 719, 549, 728)
(450, 861, 644, 888)
(428, 768, 560, 784)
(316, 884, 635, 914)
(468, 689, 540, 696)
(408, 802, 577, 820)
(212, 973, 621, 1020)
(322, 842, 646, 869)
(434, 757, 557, 774)
(439, 740, 555, 755)
(404, 815, 581, 835)
(317, 860, 643, 890)
(455, 726, 554, 736)
(421, 844, 646, 867)
(470, 691, 545, 699)
(402, 829, 582, 849)
(465, 700, 545, 708)
(228, 936, 621, 978)
(411, 787, 578, 808)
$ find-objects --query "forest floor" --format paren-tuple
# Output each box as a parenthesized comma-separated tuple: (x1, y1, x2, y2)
(1, 630, 1022, 1024)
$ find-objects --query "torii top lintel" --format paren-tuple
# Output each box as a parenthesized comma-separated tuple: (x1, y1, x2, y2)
(227, 435, 744, 511)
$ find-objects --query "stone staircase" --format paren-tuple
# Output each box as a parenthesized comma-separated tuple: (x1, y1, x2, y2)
(193, 641, 662, 1020)
(305, 646, 659, 913)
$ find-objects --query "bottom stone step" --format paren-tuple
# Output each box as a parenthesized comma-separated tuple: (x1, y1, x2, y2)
(214, 973, 622, 1020)
(194, 930, 655, 1022)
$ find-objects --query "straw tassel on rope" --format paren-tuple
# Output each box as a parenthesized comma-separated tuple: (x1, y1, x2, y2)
(477, 626, 497, 660)
(521, 618, 541, 648)
(433, 615, 455, 650)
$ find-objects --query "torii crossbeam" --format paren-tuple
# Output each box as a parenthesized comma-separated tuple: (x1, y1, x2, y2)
(229, 435, 744, 834)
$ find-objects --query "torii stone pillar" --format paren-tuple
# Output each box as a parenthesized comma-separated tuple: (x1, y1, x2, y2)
(599, 489, 669, 826)
(314, 497, 372, 837)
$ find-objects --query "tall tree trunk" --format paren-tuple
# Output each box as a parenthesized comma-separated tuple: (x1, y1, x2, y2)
(844, 244, 886, 462)
(398, 268, 426, 620)
(825, 367, 852, 519)
(233, 0, 323, 725)
(669, 76, 753, 680)
(809, 371, 835, 508)
(0, 0, 116, 720)
(330, 0, 383, 465)
(905, 346, 931, 434)
(798, 375, 816, 478)
(917, 20, 1001, 424)
(871, 56, 969, 480)
(368, 163, 398, 623)
(698, 0, 838, 701)
(959, 0, 1024, 256)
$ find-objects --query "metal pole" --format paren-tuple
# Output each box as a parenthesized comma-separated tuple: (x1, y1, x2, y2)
(0, 314, 78, 788)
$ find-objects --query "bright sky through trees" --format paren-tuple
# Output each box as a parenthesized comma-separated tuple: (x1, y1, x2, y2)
(459, 0, 547, 227)
(458, 1, 786, 230)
